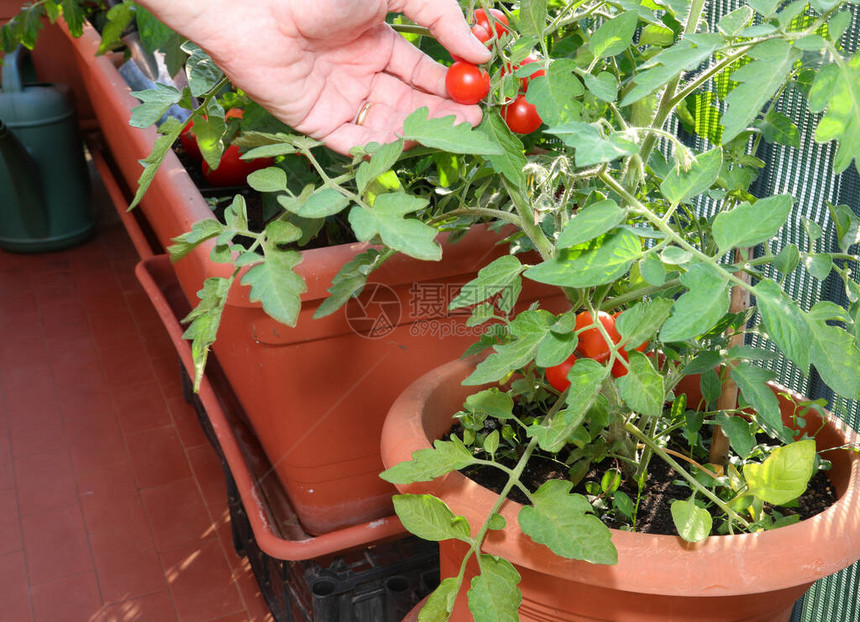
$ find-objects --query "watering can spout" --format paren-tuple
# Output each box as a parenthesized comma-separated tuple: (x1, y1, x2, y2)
(0, 116, 49, 239)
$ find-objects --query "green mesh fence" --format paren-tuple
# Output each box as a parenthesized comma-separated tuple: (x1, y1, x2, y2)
(675, 2, 860, 619)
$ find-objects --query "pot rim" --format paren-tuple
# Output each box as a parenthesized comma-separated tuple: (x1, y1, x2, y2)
(380, 357, 860, 597)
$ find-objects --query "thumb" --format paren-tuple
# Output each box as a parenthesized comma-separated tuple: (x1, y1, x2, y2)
(391, 0, 492, 64)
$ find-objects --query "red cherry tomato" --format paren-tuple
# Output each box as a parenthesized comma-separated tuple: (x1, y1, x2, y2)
(473, 8, 509, 38)
(446, 61, 490, 105)
(502, 95, 542, 134)
(225, 108, 244, 120)
(575, 311, 621, 364)
(471, 23, 492, 45)
(201, 144, 274, 187)
(546, 354, 577, 392)
(180, 120, 202, 161)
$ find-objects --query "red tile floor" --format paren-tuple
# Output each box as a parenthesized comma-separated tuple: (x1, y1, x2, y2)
(0, 166, 273, 621)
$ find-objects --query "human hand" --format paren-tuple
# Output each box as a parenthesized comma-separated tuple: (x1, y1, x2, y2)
(139, 0, 492, 154)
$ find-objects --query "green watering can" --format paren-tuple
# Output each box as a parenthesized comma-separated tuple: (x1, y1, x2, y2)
(0, 46, 93, 253)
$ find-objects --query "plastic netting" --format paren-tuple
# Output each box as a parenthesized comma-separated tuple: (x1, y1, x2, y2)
(679, 2, 860, 619)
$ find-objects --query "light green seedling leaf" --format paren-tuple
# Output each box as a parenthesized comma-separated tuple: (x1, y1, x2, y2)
(671, 498, 712, 542)
(525, 60, 584, 126)
(468, 556, 521, 622)
(731, 363, 784, 437)
(582, 71, 618, 102)
(804, 253, 833, 281)
(639, 253, 667, 285)
(419, 577, 459, 622)
(712, 195, 794, 253)
(589, 11, 639, 59)
(754, 279, 811, 371)
(812, 53, 860, 174)
(392, 494, 471, 542)
(534, 330, 578, 367)
(744, 440, 816, 506)
(449, 255, 525, 310)
(356, 139, 405, 194)
(715, 413, 755, 459)
(808, 319, 860, 401)
(314, 249, 382, 319)
(128, 83, 182, 127)
(241, 235, 306, 327)
(546, 122, 638, 167)
(661, 148, 722, 204)
(557, 200, 626, 248)
(621, 33, 724, 106)
(524, 228, 641, 288)
(284, 187, 351, 219)
(519, 0, 548, 38)
(464, 310, 556, 384)
(380, 439, 477, 484)
(168, 218, 225, 261)
(616, 352, 664, 417)
(757, 111, 801, 148)
(519, 480, 617, 564)
(479, 115, 527, 185)
(402, 108, 503, 155)
(660, 263, 729, 342)
(349, 194, 441, 261)
(182, 275, 234, 390)
(639, 24, 675, 47)
(616, 298, 674, 349)
(718, 5, 755, 35)
(247, 167, 288, 193)
(184, 42, 225, 97)
(466, 389, 515, 420)
(829, 203, 860, 252)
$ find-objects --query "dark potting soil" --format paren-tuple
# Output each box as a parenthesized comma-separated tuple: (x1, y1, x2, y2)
(456, 429, 837, 537)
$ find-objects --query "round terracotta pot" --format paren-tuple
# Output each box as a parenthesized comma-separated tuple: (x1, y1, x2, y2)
(380, 358, 860, 622)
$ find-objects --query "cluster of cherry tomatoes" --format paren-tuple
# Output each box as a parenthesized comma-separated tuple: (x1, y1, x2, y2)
(179, 108, 274, 187)
(545, 311, 647, 392)
(445, 8, 544, 135)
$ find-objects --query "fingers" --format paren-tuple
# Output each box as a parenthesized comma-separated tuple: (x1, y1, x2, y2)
(385, 32, 448, 98)
(390, 0, 491, 65)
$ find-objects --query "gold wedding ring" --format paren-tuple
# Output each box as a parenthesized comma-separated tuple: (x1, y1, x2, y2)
(355, 101, 375, 126)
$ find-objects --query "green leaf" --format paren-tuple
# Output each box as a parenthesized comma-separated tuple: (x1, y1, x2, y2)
(615, 299, 674, 349)
(639, 253, 667, 285)
(712, 195, 794, 253)
(240, 240, 306, 327)
(464, 311, 556, 385)
(589, 11, 639, 59)
(525, 60, 584, 126)
(97, 1, 134, 55)
(534, 330, 578, 367)
(466, 389, 515, 420)
(449, 255, 525, 310)
(348, 194, 441, 261)
(518, 0, 547, 39)
(524, 228, 641, 288)
(467, 556, 521, 622)
(807, 319, 860, 400)
(757, 111, 801, 148)
(168, 218, 225, 261)
(621, 33, 724, 106)
(529, 359, 607, 452)
(280, 187, 351, 219)
(722, 39, 799, 143)
(660, 147, 723, 204)
(402, 108, 502, 155)
(616, 352, 664, 417)
(829, 203, 860, 252)
(670, 498, 712, 542)
(184, 42, 225, 97)
(730, 363, 784, 436)
(744, 440, 816, 505)
(479, 115, 527, 185)
(749, 0, 781, 16)
(774, 244, 800, 275)
(518, 480, 617, 564)
(546, 122, 638, 167)
(247, 167, 288, 193)
(639, 24, 675, 47)
(714, 413, 755, 458)
(812, 53, 860, 173)
(182, 275, 235, 391)
(314, 249, 383, 319)
(129, 84, 183, 128)
(557, 200, 626, 248)
(356, 139, 405, 194)
(392, 494, 471, 542)
(581, 71, 618, 103)
(62, 0, 86, 37)
(419, 577, 459, 622)
(380, 440, 477, 484)
(804, 253, 833, 280)
(754, 279, 811, 371)
(660, 263, 729, 342)
(718, 5, 754, 36)
(130, 118, 185, 210)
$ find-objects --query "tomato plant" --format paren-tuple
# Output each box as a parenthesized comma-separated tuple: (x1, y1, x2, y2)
(501, 95, 542, 134)
(473, 8, 509, 38)
(446, 61, 490, 105)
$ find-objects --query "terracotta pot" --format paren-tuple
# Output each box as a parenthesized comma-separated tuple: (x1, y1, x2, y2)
(63, 20, 565, 535)
(380, 358, 860, 622)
